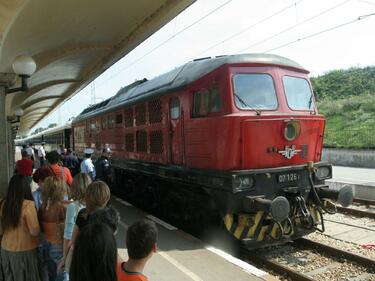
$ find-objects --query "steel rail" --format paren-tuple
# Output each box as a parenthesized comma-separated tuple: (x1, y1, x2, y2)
(244, 250, 315, 281)
(244, 238, 375, 281)
(353, 198, 375, 206)
(295, 238, 375, 268)
(336, 206, 375, 219)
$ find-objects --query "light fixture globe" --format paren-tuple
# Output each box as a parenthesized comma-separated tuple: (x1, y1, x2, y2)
(13, 108, 24, 117)
(12, 55, 36, 76)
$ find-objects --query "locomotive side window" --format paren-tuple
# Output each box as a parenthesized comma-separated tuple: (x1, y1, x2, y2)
(283, 76, 314, 110)
(116, 113, 123, 125)
(124, 108, 134, 127)
(135, 104, 146, 126)
(170, 97, 180, 119)
(108, 115, 115, 129)
(233, 74, 277, 110)
(192, 89, 221, 117)
(210, 88, 221, 113)
(102, 116, 108, 130)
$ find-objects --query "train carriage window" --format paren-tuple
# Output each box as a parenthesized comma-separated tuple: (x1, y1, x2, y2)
(233, 74, 277, 110)
(170, 97, 180, 119)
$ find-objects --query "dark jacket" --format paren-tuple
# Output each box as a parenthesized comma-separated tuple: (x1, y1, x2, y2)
(94, 156, 112, 183)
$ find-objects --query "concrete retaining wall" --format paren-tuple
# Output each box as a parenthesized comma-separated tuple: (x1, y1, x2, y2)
(322, 148, 375, 168)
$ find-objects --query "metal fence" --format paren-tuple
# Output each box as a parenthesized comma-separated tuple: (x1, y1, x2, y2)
(324, 127, 375, 149)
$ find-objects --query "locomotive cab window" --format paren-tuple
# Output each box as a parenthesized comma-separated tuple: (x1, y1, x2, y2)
(283, 76, 314, 110)
(192, 88, 221, 117)
(233, 74, 277, 110)
(170, 97, 180, 119)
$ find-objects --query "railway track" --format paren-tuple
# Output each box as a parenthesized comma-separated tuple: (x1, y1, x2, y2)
(243, 238, 375, 281)
(337, 198, 375, 219)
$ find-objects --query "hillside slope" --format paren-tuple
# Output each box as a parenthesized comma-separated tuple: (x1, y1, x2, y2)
(311, 66, 375, 148)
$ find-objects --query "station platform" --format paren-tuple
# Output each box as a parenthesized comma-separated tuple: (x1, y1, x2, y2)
(110, 197, 275, 281)
(328, 166, 375, 200)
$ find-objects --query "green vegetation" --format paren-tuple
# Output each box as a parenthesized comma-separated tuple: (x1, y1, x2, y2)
(311, 66, 375, 148)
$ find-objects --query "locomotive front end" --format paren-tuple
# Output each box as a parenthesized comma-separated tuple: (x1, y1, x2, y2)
(221, 63, 353, 248)
(223, 161, 353, 248)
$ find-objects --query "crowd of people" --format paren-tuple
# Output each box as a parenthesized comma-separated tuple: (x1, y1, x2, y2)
(1, 145, 158, 281)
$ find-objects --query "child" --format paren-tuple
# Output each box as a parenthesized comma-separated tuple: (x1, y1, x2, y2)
(117, 220, 158, 281)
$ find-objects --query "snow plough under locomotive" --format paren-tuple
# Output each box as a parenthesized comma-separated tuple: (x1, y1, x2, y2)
(71, 54, 353, 248)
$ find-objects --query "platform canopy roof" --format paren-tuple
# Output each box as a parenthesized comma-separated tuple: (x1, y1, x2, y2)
(0, 0, 194, 136)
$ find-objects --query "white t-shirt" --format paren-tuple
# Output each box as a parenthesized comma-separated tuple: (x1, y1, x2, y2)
(25, 147, 34, 157)
(38, 146, 46, 158)
(80, 158, 95, 179)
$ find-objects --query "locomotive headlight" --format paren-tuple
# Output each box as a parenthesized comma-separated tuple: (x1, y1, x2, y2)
(284, 121, 301, 141)
(232, 175, 254, 191)
(315, 166, 331, 179)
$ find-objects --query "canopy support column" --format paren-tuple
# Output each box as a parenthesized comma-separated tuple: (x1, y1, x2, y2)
(0, 88, 10, 196)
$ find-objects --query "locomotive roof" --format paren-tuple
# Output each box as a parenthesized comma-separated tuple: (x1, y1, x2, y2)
(74, 53, 307, 122)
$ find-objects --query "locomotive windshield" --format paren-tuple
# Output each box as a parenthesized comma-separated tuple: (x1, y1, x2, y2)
(283, 76, 314, 110)
(233, 74, 277, 110)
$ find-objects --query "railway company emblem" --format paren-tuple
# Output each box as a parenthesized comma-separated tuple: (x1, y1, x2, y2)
(278, 145, 301, 159)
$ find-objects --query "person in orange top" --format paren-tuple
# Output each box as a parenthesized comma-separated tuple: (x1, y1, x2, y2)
(0, 175, 41, 281)
(46, 150, 73, 186)
(39, 176, 70, 281)
(117, 220, 158, 281)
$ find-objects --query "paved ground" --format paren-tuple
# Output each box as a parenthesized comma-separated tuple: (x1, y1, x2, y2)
(332, 166, 375, 185)
(111, 197, 275, 281)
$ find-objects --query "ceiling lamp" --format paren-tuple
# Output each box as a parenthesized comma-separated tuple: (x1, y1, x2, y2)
(5, 55, 36, 94)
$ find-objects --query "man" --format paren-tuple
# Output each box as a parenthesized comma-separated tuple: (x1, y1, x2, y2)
(25, 143, 35, 161)
(38, 142, 47, 166)
(15, 150, 33, 185)
(57, 144, 65, 156)
(117, 220, 158, 281)
(64, 148, 80, 177)
(94, 147, 112, 184)
(80, 148, 96, 180)
(46, 150, 73, 186)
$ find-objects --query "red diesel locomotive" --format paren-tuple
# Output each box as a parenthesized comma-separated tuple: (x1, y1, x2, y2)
(72, 54, 353, 248)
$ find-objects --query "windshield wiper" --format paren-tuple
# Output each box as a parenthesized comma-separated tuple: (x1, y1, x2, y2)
(234, 93, 261, 115)
(307, 94, 317, 114)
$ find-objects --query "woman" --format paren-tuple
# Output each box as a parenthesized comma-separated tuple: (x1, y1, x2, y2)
(0, 175, 41, 281)
(69, 224, 117, 281)
(58, 174, 92, 278)
(58, 181, 110, 275)
(39, 176, 70, 281)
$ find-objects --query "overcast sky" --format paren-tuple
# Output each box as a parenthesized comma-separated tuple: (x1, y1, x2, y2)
(36, 0, 375, 130)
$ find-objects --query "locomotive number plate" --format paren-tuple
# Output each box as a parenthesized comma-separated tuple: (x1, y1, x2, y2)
(277, 173, 300, 183)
